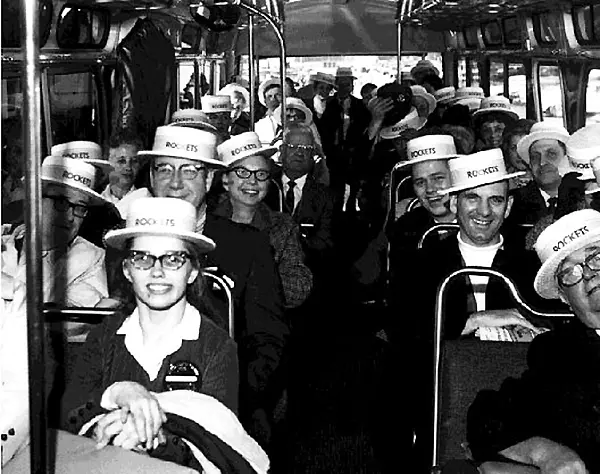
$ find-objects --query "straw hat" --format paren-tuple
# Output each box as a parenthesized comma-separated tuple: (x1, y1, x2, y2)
(201, 95, 232, 114)
(51, 141, 114, 173)
(219, 83, 251, 112)
(411, 85, 437, 116)
(41, 156, 110, 206)
(137, 126, 223, 167)
(217, 132, 278, 167)
(443, 148, 525, 194)
(273, 97, 313, 126)
(258, 78, 281, 107)
(533, 209, 600, 299)
(396, 135, 459, 170)
(104, 197, 216, 252)
(379, 108, 423, 140)
(516, 122, 570, 163)
(311, 72, 336, 86)
(335, 67, 356, 79)
(451, 87, 485, 111)
(473, 96, 518, 121)
(565, 124, 600, 184)
(434, 86, 456, 105)
(169, 109, 217, 132)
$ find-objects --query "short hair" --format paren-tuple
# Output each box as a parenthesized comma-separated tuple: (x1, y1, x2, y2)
(501, 118, 536, 151)
(420, 73, 443, 91)
(282, 123, 315, 145)
(264, 83, 281, 96)
(360, 83, 377, 97)
(109, 129, 144, 150)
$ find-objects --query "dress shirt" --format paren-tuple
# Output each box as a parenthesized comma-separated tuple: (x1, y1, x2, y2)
(282, 173, 308, 214)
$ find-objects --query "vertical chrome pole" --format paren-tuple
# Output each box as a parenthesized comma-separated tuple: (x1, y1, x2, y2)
(248, 13, 256, 129)
(396, 20, 402, 82)
(21, 0, 47, 470)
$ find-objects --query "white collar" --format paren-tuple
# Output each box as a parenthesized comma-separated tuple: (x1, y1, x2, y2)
(539, 188, 555, 207)
(101, 184, 136, 203)
(457, 231, 504, 253)
(117, 303, 201, 381)
(282, 173, 308, 190)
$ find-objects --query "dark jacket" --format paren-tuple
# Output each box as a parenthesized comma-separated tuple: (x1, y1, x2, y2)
(509, 181, 552, 225)
(467, 322, 600, 472)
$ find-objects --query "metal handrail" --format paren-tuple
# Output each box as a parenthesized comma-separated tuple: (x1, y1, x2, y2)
(406, 197, 420, 214)
(204, 268, 235, 338)
(43, 307, 119, 324)
(270, 178, 284, 211)
(417, 223, 459, 250)
(431, 267, 574, 468)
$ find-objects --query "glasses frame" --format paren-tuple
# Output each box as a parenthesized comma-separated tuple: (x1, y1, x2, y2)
(556, 249, 600, 288)
(45, 195, 89, 218)
(127, 250, 192, 271)
(152, 162, 206, 181)
(230, 166, 271, 182)
(282, 143, 315, 152)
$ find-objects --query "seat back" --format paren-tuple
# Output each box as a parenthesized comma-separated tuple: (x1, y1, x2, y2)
(203, 267, 235, 338)
(417, 223, 460, 250)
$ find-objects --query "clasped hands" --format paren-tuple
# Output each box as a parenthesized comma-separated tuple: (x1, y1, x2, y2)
(91, 381, 167, 452)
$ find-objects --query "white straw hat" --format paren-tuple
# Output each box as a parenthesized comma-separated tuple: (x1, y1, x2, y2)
(451, 87, 485, 111)
(396, 134, 459, 170)
(566, 124, 600, 183)
(533, 209, 600, 299)
(411, 85, 437, 116)
(217, 132, 278, 167)
(434, 86, 456, 105)
(201, 95, 232, 114)
(41, 156, 110, 206)
(273, 97, 313, 126)
(104, 197, 215, 252)
(51, 141, 114, 173)
(516, 122, 570, 164)
(443, 148, 525, 194)
(169, 109, 217, 132)
(379, 108, 423, 140)
(138, 126, 223, 167)
(219, 83, 251, 112)
(473, 95, 518, 121)
(258, 78, 281, 107)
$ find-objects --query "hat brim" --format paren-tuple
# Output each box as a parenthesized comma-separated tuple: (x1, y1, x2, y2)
(137, 150, 225, 167)
(226, 146, 279, 166)
(412, 93, 437, 115)
(104, 226, 216, 252)
(473, 108, 518, 121)
(585, 182, 600, 195)
(219, 84, 251, 112)
(517, 131, 570, 163)
(534, 228, 600, 299)
(83, 159, 114, 173)
(451, 97, 483, 111)
(274, 103, 313, 126)
(168, 121, 217, 132)
(41, 177, 110, 206)
(395, 154, 459, 170)
(442, 171, 526, 194)
(312, 77, 336, 87)
(258, 79, 281, 107)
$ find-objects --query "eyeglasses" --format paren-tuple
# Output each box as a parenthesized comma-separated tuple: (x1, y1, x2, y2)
(46, 195, 89, 218)
(282, 143, 315, 152)
(153, 163, 206, 181)
(230, 167, 271, 182)
(128, 251, 192, 271)
(556, 250, 600, 288)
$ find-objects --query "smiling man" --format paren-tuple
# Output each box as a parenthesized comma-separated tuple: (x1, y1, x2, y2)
(467, 209, 600, 473)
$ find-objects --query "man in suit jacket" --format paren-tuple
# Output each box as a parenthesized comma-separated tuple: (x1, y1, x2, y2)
(319, 67, 371, 209)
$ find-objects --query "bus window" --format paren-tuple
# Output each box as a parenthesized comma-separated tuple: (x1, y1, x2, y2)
(508, 63, 526, 118)
(586, 68, 600, 124)
(2, 76, 25, 206)
(458, 57, 467, 88)
(48, 71, 100, 146)
(469, 59, 480, 87)
(538, 64, 563, 126)
(489, 60, 504, 97)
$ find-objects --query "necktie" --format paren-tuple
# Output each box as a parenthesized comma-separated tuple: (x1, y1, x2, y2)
(548, 196, 558, 213)
(285, 180, 296, 214)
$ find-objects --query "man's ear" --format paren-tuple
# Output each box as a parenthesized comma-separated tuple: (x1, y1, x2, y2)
(122, 260, 133, 283)
(504, 195, 514, 219)
(221, 171, 230, 191)
(206, 169, 215, 191)
(449, 194, 458, 215)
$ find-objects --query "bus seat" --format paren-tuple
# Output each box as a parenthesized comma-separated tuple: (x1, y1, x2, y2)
(203, 267, 235, 339)
(431, 267, 573, 470)
(417, 223, 460, 250)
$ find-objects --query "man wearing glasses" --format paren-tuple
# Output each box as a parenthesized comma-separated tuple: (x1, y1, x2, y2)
(109, 125, 287, 450)
(2, 156, 109, 308)
(466, 209, 600, 473)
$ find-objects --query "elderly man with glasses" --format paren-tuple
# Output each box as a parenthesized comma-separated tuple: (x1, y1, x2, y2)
(466, 209, 600, 474)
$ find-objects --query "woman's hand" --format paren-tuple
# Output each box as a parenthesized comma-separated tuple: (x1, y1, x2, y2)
(102, 381, 167, 449)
